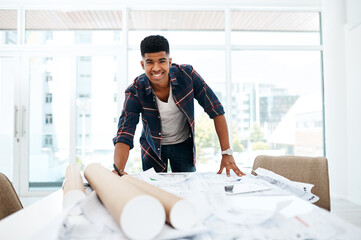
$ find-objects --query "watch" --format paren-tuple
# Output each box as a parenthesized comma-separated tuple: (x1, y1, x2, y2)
(221, 148, 233, 156)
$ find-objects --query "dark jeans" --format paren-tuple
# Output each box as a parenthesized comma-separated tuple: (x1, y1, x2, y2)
(142, 137, 196, 173)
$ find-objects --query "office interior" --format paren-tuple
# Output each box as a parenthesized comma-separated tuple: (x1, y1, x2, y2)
(0, 0, 360, 226)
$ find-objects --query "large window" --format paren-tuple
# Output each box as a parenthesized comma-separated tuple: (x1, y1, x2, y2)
(75, 56, 119, 171)
(29, 57, 73, 187)
(0, 6, 324, 194)
(230, 11, 322, 170)
(231, 51, 323, 168)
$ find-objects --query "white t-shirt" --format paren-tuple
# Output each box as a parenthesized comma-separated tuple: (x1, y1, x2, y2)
(155, 87, 190, 145)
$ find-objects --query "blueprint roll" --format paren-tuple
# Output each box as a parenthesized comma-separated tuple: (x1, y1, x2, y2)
(62, 164, 86, 209)
(123, 175, 197, 230)
(84, 163, 165, 240)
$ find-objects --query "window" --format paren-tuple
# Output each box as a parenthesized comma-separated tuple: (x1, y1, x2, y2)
(45, 93, 52, 103)
(45, 114, 53, 124)
(45, 72, 52, 82)
(29, 57, 72, 185)
(76, 56, 119, 169)
(44, 134, 53, 147)
(231, 51, 323, 167)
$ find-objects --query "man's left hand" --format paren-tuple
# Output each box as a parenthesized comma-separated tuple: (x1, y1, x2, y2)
(217, 155, 246, 177)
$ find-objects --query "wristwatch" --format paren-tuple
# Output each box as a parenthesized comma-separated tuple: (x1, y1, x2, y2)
(221, 148, 233, 156)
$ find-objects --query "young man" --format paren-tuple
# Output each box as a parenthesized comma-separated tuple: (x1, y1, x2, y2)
(113, 35, 245, 177)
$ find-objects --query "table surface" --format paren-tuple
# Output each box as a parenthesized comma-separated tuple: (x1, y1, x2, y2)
(1, 172, 361, 240)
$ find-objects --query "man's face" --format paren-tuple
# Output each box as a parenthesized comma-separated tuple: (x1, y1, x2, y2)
(141, 51, 172, 87)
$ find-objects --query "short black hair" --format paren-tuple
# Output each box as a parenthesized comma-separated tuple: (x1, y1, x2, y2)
(140, 35, 170, 57)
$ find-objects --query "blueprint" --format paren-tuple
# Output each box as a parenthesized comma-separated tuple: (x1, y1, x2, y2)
(52, 169, 361, 240)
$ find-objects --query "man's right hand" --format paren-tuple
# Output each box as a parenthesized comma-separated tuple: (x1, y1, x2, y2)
(113, 142, 131, 176)
(112, 170, 128, 176)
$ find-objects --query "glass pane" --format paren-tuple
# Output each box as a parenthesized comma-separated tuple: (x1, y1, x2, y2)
(231, 31, 320, 45)
(127, 49, 226, 172)
(129, 11, 225, 45)
(0, 57, 17, 180)
(25, 10, 122, 45)
(231, 11, 320, 45)
(0, 10, 17, 44)
(75, 56, 119, 170)
(231, 51, 323, 170)
(29, 57, 73, 187)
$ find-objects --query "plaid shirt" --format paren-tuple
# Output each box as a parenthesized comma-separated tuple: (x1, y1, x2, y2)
(113, 63, 225, 172)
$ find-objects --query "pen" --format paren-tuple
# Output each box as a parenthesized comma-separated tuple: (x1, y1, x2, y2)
(113, 164, 123, 176)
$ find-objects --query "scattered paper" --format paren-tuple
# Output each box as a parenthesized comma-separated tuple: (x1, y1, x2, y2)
(254, 168, 320, 203)
(225, 183, 271, 195)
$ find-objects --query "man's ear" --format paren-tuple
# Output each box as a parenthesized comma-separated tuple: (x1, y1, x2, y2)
(140, 60, 145, 70)
(169, 57, 172, 66)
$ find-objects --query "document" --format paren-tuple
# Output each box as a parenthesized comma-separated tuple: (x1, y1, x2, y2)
(225, 183, 271, 195)
(17, 170, 361, 240)
(254, 168, 320, 203)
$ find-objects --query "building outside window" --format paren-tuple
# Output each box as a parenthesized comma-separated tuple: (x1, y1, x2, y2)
(45, 72, 52, 82)
(45, 113, 53, 124)
(45, 93, 52, 103)
(44, 134, 53, 147)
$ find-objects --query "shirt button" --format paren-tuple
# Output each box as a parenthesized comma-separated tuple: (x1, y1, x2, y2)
(159, 133, 161, 135)
(158, 148, 160, 151)
(158, 116, 160, 118)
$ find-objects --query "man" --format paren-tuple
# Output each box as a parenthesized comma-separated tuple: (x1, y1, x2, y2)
(113, 35, 245, 177)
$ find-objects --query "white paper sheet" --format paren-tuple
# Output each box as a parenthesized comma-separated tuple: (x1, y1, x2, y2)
(225, 183, 271, 195)
(254, 167, 320, 203)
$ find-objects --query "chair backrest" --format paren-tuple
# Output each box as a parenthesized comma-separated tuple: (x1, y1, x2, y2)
(252, 155, 330, 211)
(0, 173, 23, 220)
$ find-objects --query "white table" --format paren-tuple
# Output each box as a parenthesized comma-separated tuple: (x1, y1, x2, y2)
(1, 172, 361, 240)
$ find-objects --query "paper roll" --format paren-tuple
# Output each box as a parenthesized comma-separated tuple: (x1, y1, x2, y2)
(122, 175, 197, 230)
(63, 164, 86, 209)
(84, 163, 165, 240)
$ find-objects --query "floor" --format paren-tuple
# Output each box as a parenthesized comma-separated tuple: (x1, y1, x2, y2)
(331, 198, 361, 228)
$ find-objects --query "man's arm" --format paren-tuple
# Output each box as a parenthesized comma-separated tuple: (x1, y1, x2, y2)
(113, 142, 130, 175)
(214, 114, 246, 177)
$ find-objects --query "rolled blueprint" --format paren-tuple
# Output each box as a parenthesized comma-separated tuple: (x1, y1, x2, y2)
(63, 164, 86, 209)
(84, 163, 165, 240)
(123, 175, 197, 230)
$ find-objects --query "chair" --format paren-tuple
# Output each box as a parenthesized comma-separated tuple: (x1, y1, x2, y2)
(0, 172, 23, 220)
(252, 155, 330, 211)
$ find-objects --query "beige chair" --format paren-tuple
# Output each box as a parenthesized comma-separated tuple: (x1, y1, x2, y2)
(252, 155, 330, 211)
(0, 172, 23, 220)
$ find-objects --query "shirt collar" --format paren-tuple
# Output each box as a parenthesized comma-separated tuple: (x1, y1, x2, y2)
(143, 75, 153, 95)
(169, 64, 179, 88)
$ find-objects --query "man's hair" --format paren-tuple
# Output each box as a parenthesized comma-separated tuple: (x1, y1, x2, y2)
(140, 35, 169, 57)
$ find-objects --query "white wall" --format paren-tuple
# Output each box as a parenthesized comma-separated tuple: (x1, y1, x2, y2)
(322, 0, 361, 205)
(322, 0, 348, 199)
(345, 22, 361, 205)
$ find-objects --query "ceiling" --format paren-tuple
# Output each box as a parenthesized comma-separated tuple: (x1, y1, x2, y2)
(0, 9, 319, 31)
